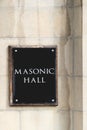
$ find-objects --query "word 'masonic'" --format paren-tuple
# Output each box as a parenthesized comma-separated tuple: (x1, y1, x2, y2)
(14, 68, 55, 75)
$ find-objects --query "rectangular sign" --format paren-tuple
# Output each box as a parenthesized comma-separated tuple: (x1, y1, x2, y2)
(9, 46, 58, 106)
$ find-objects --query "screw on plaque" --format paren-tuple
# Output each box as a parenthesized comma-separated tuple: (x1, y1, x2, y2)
(15, 99, 18, 102)
(14, 49, 18, 52)
(51, 49, 54, 52)
(52, 99, 55, 102)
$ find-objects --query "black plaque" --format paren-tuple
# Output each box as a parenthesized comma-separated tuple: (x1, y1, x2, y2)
(9, 46, 58, 106)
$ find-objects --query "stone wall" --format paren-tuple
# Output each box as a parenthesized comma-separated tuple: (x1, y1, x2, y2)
(0, 0, 82, 130)
(70, 0, 82, 130)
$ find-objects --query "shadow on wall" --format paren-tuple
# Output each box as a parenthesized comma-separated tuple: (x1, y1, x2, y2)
(56, 0, 83, 129)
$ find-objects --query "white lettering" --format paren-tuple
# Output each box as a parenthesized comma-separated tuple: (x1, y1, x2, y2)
(31, 78, 36, 83)
(15, 68, 55, 75)
(28, 69, 33, 74)
(24, 77, 30, 83)
(49, 68, 55, 74)
(33, 68, 39, 75)
(23, 77, 46, 84)
(15, 69, 22, 75)
(23, 69, 28, 75)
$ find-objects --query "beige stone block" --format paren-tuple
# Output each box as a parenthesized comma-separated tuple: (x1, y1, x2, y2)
(83, 0, 87, 5)
(21, 111, 70, 130)
(71, 77, 82, 110)
(39, 37, 66, 45)
(73, 112, 83, 130)
(18, 37, 64, 46)
(64, 39, 73, 76)
(39, 7, 54, 37)
(0, 39, 18, 75)
(83, 112, 87, 130)
(54, 0, 67, 6)
(15, 8, 38, 37)
(58, 77, 71, 110)
(0, 8, 16, 37)
(39, 0, 69, 7)
(39, 7, 73, 38)
(54, 111, 70, 130)
(74, 39, 82, 76)
(18, 38, 40, 45)
(0, 111, 20, 130)
(58, 39, 73, 76)
(21, 111, 54, 130)
(18, 38, 64, 46)
(54, 7, 71, 37)
(0, 76, 8, 109)
(0, 0, 18, 7)
(19, 0, 38, 7)
(73, 7, 82, 37)
(38, 0, 54, 7)
(39, 37, 55, 45)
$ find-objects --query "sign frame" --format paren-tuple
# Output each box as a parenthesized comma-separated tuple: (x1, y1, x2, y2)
(9, 45, 58, 106)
